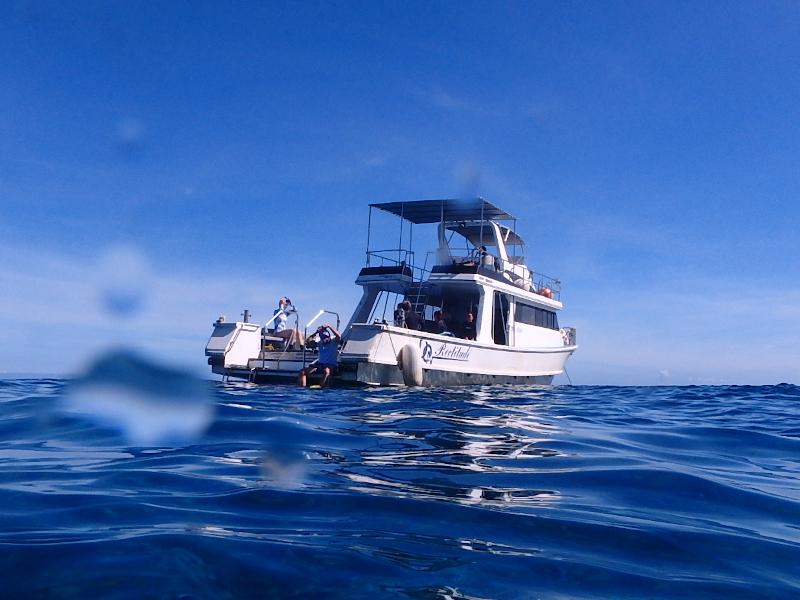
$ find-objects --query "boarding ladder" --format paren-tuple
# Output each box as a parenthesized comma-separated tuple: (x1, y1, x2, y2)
(406, 283, 428, 318)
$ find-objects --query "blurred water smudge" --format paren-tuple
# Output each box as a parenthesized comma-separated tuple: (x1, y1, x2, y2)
(97, 245, 152, 317)
(116, 117, 146, 158)
(454, 162, 482, 198)
(259, 446, 309, 489)
(257, 417, 315, 489)
(65, 349, 214, 446)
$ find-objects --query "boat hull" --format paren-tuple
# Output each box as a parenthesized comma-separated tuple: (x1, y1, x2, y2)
(339, 361, 554, 386)
(338, 323, 575, 386)
(209, 324, 576, 387)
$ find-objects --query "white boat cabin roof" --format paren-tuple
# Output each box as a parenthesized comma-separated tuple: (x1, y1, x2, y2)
(445, 222, 524, 247)
(370, 198, 514, 224)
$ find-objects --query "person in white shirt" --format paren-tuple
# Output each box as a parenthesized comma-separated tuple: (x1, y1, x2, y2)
(272, 296, 303, 350)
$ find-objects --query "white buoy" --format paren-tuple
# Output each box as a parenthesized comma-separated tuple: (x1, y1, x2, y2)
(398, 344, 424, 386)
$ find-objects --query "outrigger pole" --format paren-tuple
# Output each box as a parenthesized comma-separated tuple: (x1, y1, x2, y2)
(479, 197, 485, 254)
(399, 201, 405, 265)
(366, 206, 372, 266)
(409, 220, 413, 268)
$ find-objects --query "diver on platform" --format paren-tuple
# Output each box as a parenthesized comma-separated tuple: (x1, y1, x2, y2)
(299, 324, 341, 387)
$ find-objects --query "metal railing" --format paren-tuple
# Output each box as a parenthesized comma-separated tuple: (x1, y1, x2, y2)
(366, 248, 414, 267)
(262, 307, 301, 370)
(435, 248, 563, 302)
(366, 248, 563, 302)
(531, 272, 562, 301)
(364, 249, 431, 282)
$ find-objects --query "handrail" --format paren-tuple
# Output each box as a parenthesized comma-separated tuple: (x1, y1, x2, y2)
(305, 309, 325, 330)
(367, 246, 564, 301)
(264, 305, 297, 329)
(365, 249, 431, 282)
(302, 309, 341, 368)
(366, 248, 415, 267)
(261, 309, 301, 370)
(275, 311, 300, 369)
(447, 249, 563, 301)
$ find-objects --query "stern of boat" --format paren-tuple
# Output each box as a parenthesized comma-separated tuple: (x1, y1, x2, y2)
(205, 319, 263, 376)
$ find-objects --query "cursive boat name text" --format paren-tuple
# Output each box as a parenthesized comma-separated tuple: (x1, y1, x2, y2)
(420, 342, 472, 363)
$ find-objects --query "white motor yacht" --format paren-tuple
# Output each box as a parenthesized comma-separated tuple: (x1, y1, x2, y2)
(205, 198, 577, 386)
(337, 198, 577, 386)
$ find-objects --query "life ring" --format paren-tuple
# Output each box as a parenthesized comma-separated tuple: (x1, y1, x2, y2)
(397, 344, 424, 386)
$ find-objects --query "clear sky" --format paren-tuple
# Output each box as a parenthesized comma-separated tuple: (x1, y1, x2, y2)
(1, 1, 798, 384)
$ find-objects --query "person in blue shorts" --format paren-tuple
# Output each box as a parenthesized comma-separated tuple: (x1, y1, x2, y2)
(298, 324, 341, 387)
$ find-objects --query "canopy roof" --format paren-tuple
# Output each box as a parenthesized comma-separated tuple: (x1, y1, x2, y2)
(370, 198, 514, 224)
(446, 223, 524, 246)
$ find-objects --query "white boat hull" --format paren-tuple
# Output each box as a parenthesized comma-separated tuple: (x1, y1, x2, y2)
(338, 323, 575, 386)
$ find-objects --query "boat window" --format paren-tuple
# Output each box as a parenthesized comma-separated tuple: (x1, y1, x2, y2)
(367, 290, 407, 324)
(515, 303, 559, 330)
(416, 291, 479, 336)
(492, 291, 510, 345)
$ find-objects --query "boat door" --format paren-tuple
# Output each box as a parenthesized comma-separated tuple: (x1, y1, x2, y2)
(492, 291, 510, 345)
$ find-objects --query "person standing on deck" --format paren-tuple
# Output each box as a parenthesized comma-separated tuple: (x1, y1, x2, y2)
(393, 303, 406, 328)
(299, 324, 341, 387)
(461, 311, 476, 340)
(402, 300, 421, 331)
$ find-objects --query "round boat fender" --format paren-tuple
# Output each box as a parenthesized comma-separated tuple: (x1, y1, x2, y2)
(397, 344, 424, 387)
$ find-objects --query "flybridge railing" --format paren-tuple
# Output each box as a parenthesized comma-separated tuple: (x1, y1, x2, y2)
(483, 251, 562, 302)
(365, 248, 563, 301)
(531, 272, 562, 302)
(366, 248, 414, 267)
(441, 248, 563, 302)
(365, 249, 431, 282)
(498, 264, 562, 301)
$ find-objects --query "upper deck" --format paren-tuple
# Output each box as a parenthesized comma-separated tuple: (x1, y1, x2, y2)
(363, 198, 562, 303)
(370, 198, 515, 224)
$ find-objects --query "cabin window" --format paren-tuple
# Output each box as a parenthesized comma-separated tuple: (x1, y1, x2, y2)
(416, 291, 479, 337)
(515, 303, 559, 330)
(493, 291, 510, 345)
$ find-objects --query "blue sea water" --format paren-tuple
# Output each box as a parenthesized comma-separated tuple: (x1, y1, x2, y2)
(1, 379, 799, 599)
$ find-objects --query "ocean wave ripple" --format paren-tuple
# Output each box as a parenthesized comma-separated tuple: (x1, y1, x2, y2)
(0, 380, 798, 599)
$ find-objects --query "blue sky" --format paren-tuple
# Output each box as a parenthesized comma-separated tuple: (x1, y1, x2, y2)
(1, 1, 799, 384)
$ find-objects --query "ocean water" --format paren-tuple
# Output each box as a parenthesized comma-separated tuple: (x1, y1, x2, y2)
(1, 379, 799, 599)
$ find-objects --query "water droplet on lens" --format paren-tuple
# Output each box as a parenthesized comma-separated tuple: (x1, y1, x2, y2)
(65, 349, 214, 446)
(259, 446, 308, 490)
(116, 117, 146, 157)
(97, 245, 151, 317)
